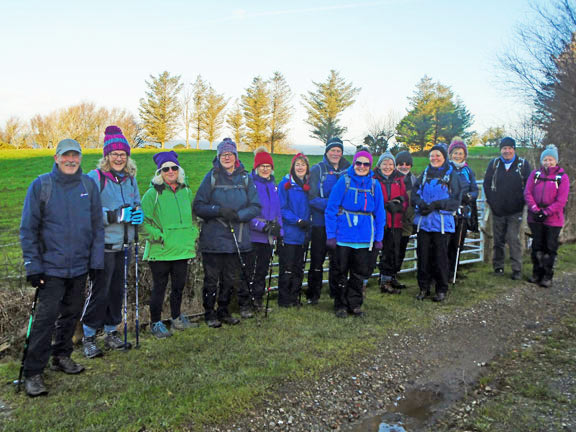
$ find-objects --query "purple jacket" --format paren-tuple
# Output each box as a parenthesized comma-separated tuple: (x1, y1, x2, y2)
(524, 166, 569, 227)
(249, 173, 283, 244)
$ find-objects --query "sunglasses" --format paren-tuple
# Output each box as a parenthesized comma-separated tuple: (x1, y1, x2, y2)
(355, 161, 371, 168)
(161, 166, 179, 172)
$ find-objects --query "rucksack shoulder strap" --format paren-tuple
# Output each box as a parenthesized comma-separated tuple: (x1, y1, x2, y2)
(38, 173, 53, 214)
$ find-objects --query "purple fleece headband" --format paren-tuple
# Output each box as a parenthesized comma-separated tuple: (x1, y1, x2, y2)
(353, 150, 373, 166)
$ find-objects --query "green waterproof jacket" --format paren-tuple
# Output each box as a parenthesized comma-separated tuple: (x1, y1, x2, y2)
(141, 181, 198, 261)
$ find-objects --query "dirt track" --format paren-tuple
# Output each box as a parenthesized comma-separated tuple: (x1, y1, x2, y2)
(209, 272, 576, 432)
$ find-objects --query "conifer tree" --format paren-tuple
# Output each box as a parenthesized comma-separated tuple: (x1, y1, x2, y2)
(139, 71, 183, 148)
(301, 70, 360, 143)
(242, 77, 270, 150)
(201, 87, 228, 149)
(268, 72, 293, 153)
(227, 100, 246, 148)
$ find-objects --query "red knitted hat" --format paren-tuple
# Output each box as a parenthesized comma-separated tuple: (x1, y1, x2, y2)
(254, 147, 274, 169)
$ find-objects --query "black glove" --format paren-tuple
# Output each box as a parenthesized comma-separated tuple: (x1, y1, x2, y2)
(268, 221, 282, 237)
(296, 219, 310, 230)
(27, 274, 45, 288)
(534, 210, 546, 223)
(418, 203, 432, 216)
(88, 269, 102, 282)
(461, 193, 471, 205)
(430, 201, 443, 210)
(219, 207, 238, 222)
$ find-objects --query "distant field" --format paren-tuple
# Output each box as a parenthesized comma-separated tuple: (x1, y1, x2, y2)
(0, 147, 496, 271)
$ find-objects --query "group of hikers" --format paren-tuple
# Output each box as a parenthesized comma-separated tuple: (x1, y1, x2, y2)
(18, 126, 569, 397)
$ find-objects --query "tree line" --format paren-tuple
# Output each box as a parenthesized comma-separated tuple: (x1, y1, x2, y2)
(2, 70, 504, 154)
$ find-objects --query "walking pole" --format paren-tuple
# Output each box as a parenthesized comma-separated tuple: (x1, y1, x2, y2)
(134, 224, 140, 349)
(229, 223, 255, 307)
(15, 285, 40, 392)
(452, 219, 465, 286)
(299, 233, 310, 307)
(264, 240, 276, 318)
(123, 222, 130, 349)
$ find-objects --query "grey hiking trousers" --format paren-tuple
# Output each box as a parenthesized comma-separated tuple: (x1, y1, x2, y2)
(492, 212, 523, 273)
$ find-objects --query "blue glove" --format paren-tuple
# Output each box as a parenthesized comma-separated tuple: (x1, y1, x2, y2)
(117, 207, 132, 223)
(131, 209, 144, 225)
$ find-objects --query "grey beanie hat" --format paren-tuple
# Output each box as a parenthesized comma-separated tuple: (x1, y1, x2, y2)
(377, 150, 396, 168)
(540, 144, 559, 163)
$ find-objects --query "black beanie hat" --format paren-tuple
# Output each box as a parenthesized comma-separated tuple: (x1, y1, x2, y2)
(430, 143, 448, 161)
(325, 137, 344, 153)
(500, 137, 516, 149)
(395, 150, 413, 166)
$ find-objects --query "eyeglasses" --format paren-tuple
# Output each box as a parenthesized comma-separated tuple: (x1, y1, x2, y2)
(355, 161, 371, 168)
(161, 166, 179, 172)
(220, 152, 235, 159)
(258, 164, 272, 169)
(109, 152, 127, 159)
(397, 162, 411, 167)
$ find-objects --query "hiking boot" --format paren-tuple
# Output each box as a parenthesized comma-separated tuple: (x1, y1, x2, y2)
(351, 307, 365, 318)
(306, 298, 319, 305)
(432, 292, 447, 302)
(25, 374, 48, 397)
(527, 275, 540, 284)
(206, 319, 222, 328)
(240, 308, 254, 319)
(511, 271, 522, 281)
(221, 315, 240, 325)
(171, 315, 199, 330)
(151, 321, 172, 339)
(494, 268, 504, 275)
(381, 281, 401, 295)
(390, 278, 406, 290)
(416, 290, 430, 301)
(539, 278, 552, 288)
(335, 309, 348, 319)
(82, 336, 103, 359)
(105, 331, 132, 350)
(51, 356, 85, 374)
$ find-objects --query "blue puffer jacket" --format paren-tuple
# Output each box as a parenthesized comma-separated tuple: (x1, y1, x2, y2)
(87, 169, 141, 250)
(278, 174, 311, 245)
(20, 163, 105, 278)
(308, 156, 351, 226)
(412, 163, 462, 234)
(451, 163, 478, 200)
(249, 173, 283, 244)
(325, 166, 385, 246)
(193, 159, 261, 253)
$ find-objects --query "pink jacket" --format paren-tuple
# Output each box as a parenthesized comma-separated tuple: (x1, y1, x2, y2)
(524, 166, 570, 227)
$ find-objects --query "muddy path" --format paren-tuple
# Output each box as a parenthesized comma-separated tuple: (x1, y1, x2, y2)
(210, 273, 576, 432)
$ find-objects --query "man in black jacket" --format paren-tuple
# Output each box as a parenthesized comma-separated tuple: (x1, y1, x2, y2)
(483, 137, 531, 280)
(20, 139, 105, 396)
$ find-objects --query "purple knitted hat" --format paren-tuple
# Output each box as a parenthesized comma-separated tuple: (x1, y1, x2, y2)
(153, 150, 179, 169)
(448, 137, 467, 158)
(217, 138, 238, 159)
(103, 125, 130, 157)
(353, 150, 373, 166)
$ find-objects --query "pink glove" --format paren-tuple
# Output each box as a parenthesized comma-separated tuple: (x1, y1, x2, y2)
(326, 238, 337, 249)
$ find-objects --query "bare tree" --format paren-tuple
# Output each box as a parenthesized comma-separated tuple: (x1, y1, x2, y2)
(363, 110, 401, 155)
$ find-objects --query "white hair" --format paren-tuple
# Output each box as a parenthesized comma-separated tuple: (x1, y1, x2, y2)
(152, 166, 186, 185)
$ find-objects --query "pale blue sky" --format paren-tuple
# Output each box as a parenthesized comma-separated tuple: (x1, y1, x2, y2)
(0, 0, 541, 147)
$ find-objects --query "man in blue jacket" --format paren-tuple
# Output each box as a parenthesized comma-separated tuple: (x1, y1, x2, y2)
(19, 139, 104, 397)
(307, 137, 350, 304)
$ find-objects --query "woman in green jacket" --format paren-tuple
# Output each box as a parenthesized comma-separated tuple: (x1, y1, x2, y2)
(141, 151, 199, 338)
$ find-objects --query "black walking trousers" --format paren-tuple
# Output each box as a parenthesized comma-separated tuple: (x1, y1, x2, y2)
(82, 251, 125, 330)
(149, 259, 189, 323)
(24, 274, 86, 377)
(307, 226, 337, 300)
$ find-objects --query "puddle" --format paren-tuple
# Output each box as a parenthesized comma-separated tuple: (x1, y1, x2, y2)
(343, 388, 445, 431)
